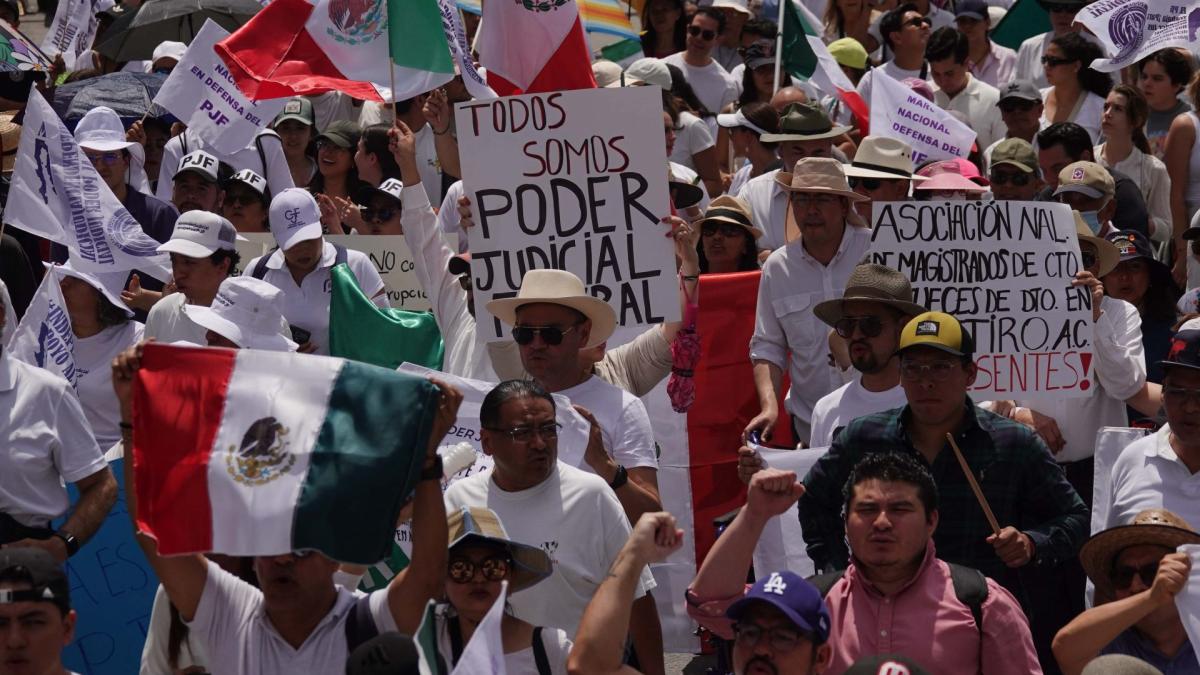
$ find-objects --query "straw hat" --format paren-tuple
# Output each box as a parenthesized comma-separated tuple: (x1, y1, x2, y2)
(813, 263, 926, 326)
(1074, 212, 1119, 278)
(695, 195, 762, 240)
(0, 111, 18, 174)
(1080, 509, 1200, 600)
(485, 269, 617, 348)
(760, 102, 851, 143)
(843, 137, 928, 182)
(774, 157, 868, 202)
(447, 507, 553, 593)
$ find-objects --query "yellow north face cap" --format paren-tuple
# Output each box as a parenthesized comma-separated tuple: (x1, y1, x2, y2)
(899, 311, 975, 357)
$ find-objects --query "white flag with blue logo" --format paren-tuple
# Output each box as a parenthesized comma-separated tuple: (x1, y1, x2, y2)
(5, 89, 171, 281)
(8, 266, 79, 387)
(1077, 0, 1200, 72)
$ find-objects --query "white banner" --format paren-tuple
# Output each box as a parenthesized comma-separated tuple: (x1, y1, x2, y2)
(152, 21, 285, 156)
(751, 444, 827, 579)
(455, 86, 679, 341)
(866, 200, 1094, 400)
(8, 267, 78, 386)
(436, 0, 495, 100)
(1078, 0, 1199, 73)
(6, 90, 171, 281)
(41, 0, 113, 69)
(870, 70, 976, 165)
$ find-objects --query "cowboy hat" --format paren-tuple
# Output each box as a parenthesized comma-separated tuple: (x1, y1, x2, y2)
(1074, 212, 1119, 278)
(843, 137, 928, 182)
(447, 507, 553, 593)
(760, 102, 852, 143)
(485, 269, 617, 349)
(1080, 508, 1200, 600)
(695, 195, 763, 239)
(774, 158, 868, 202)
(814, 263, 926, 326)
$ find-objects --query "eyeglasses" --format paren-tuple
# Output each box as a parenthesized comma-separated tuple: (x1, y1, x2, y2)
(702, 222, 745, 238)
(84, 151, 123, 165)
(1041, 56, 1074, 67)
(1163, 386, 1200, 405)
(988, 171, 1031, 186)
(789, 193, 840, 206)
(225, 191, 263, 206)
(904, 16, 932, 27)
(1110, 561, 1159, 589)
(1080, 251, 1097, 269)
(732, 623, 807, 652)
(512, 324, 579, 346)
(998, 100, 1037, 114)
(448, 555, 512, 584)
(900, 359, 961, 381)
(835, 315, 884, 339)
(483, 422, 562, 444)
(363, 207, 397, 222)
(687, 25, 717, 40)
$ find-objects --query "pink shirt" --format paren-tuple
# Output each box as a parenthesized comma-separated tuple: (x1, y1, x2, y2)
(970, 42, 1018, 89)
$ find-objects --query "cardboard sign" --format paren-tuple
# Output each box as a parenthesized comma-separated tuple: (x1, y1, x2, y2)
(1078, 0, 1200, 73)
(454, 86, 679, 341)
(870, 70, 977, 165)
(867, 200, 1094, 400)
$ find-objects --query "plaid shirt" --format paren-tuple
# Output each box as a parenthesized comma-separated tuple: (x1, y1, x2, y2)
(798, 399, 1088, 600)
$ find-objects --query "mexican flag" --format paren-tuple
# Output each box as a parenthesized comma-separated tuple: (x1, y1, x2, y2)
(131, 343, 439, 564)
(780, 0, 870, 133)
(329, 263, 445, 372)
(477, 0, 596, 95)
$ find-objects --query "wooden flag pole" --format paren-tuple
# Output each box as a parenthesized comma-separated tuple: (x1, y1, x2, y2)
(945, 432, 1001, 536)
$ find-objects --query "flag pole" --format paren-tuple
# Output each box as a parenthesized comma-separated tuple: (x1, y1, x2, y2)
(773, 0, 785, 93)
(945, 432, 1001, 535)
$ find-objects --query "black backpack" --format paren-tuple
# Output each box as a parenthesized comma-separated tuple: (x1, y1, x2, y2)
(808, 562, 989, 634)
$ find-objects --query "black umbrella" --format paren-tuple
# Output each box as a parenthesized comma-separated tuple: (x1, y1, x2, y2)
(52, 72, 168, 128)
(96, 0, 261, 62)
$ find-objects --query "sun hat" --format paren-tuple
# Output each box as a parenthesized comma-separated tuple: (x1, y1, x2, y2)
(74, 106, 150, 191)
(0, 111, 19, 173)
(1073, 212, 1119, 277)
(268, 188, 324, 251)
(1079, 509, 1200, 599)
(760, 102, 851, 143)
(485, 269, 617, 349)
(843, 137, 928, 182)
(183, 277, 298, 352)
(774, 157, 868, 202)
(716, 107, 772, 136)
(447, 506, 553, 593)
(914, 160, 989, 192)
(828, 37, 869, 70)
(157, 211, 244, 258)
(814, 263, 926, 326)
(695, 195, 763, 239)
(726, 571, 831, 644)
(898, 311, 975, 357)
(46, 261, 134, 318)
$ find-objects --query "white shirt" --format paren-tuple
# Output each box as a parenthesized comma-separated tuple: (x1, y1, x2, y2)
(1041, 88, 1106, 147)
(670, 111, 716, 171)
(0, 352, 106, 527)
(245, 242, 387, 354)
(359, 104, 447, 206)
(144, 293, 209, 345)
(736, 168, 787, 251)
(308, 91, 358, 130)
(186, 560, 399, 675)
(809, 380, 907, 448)
(558, 375, 658, 470)
(155, 130, 295, 204)
(141, 585, 207, 674)
(1016, 296, 1145, 463)
(662, 53, 738, 116)
(934, 74, 1006, 153)
(1015, 33, 1053, 89)
(855, 61, 929, 119)
(729, 162, 754, 196)
(1106, 425, 1200, 529)
(749, 226, 874, 442)
(1096, 143, 1174, 243)
(432, 604, 573, 675)
(971, 42, 1019, 90)
(444, 463, 656, 637)
(74, 321, 144, 450)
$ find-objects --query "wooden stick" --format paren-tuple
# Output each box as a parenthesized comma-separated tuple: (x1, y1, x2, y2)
(945, 432, 1001, 536)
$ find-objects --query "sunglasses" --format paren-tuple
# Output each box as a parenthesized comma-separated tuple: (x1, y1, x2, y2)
(849, 177, 895, 191)
(1081, 251, 1097, 269)
(687, 25, 717, 40)
(225, 191, 263, 206)
(702, 222, 745, 237)
(448, 555, 512, 584)
(834, 315, 884, 339)
(363, 207, 397, 222)
(988, 171, 1031, 186)
(904, 16, 933, 27)
(84, 151, 123, 165)
(512, 324, 579, 346)
(1041, 56, 1075, 67)
(1110, 561, 1158, 589)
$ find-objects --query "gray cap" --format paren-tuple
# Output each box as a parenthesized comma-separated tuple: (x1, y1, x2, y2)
(998, 80, 1041, 104)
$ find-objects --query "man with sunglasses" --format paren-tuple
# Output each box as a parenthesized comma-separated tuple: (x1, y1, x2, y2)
(663, 8, 739, 120)
(1014, 0, 1094, 89)
(1055, 509, 1198, 674)
(844, 137, 925, 223)
(982, 81, 1045, 170)
(856, 3, 933, 105)
(987, 139, 1044, 201)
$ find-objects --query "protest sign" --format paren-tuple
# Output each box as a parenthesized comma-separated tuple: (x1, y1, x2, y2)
(1078, 0, 1199, 73)
(231, 232, 274, 276)
(751, 445, 826, 579)
(41, 0, 112, 69)
(152, 21, 286, 156)
(454, 85, 679, 341)
(328, 234, 456, 312)
(870, 70, 976, 165)
(866, 200, 1093, 400)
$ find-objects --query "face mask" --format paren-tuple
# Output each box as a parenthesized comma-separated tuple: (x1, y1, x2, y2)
(1080, 210, 1103, 234)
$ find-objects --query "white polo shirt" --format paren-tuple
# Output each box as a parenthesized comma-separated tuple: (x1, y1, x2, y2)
(0, 352, 106, 527)
(558, 375, 658, 471)
(244, 242, 387, 355)
(144, 293, 208, 345)
(934, 74, 1006, 153)
(1105, 425, 1200, 530)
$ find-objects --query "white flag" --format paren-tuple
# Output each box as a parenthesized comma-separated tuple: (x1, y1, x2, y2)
(869, 71, 977, 166)
(6, 90, 171, 281)
(436, 0, 496, 101)
(451, 581, 508, 675)
(0, 279, 14, 349)
(152, 21, 286, 156)
(1077, 0, 1199, 73)
(8, 266, 78, 386)
(41, 0, 114, 70)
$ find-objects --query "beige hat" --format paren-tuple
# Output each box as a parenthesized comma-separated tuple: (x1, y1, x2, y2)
(774, 157, 868, 202)
(1080, 508, 1200, 600)
(695, 195, 763, 239)
(485, 269, 617, 349)
(1074, 212, 1119, 277)
(813, 263, 926, 326)
(843, 136, 927, 182)
(1055, 161, 1115, 202)
(448, 507, 553, 593)
(0, 111, 18, 174)
(592, 59, 624, 88)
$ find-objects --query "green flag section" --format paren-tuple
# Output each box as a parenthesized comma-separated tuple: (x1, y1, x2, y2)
(329, 263, 445, 371)
(388, 0, 454, 73)
(780, 0, 870, 131)
(781, 0, 819, 79)
(601, 37, 643, 63)
(991, 0, 1050, 50)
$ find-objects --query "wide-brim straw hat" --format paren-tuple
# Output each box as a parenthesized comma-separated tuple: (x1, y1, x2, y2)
(843, 137, 928, 182)
(447, 507, 553, 593)
(814, 263, 926, 326)
(1074, 212, 1119, 278)
(485, 269, 616, 349)
(774, 158, 868, 202)
(1080, 508, 1200, 600)
(760, 102, 852, 143)
(695, 195, 763, 239)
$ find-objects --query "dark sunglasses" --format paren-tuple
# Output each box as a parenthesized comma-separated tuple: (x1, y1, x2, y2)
(988, 171, 1031, 186)
(448, 555, 511, 584)
(1081, 251, 1097, 269)
(512, 324, 578, 346)
(225, 191, 263, 206)
(849, 177, 886, 191)
(998, 100, 1037, 114)
(687, 25, 717, 40)
(363, 207, 397, 222)
(1041, 56, 1075, 67)
(905, 16, 932, 27)
(835, 315, 884, 339)
(702, 222, 745, 237)
(1110, 561, 1158, 589)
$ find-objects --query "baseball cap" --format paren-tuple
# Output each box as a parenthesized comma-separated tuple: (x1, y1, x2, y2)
(845, 655, 933, 675)
(268, 188, 324, 251)
(0, 548, 70, 614)
(158, 211, 243, 258)
(990, 138, 1038, 173)
(623, 57, 672, 89)
(315, 120, 362, 149)
(998, 80, 1041, 104)
(371, 177, 404, 203)
(228, 169, 268, 196)
(710, 0, 752, 15)
(274, 97, 315, 128)
(828, 37, 869, 70)
(174, 150, 220, 183)
(1164, 330, 1200, 372)
(150, 41, 186, 70)
(954, 0, 988, 20)
(898, 311, 975, 357)
(592, 60, 624, 88)
(716, 108, 771, 135)
(740, 40, 777, 70)
(725, 571, 831, 644)
(184, 277, 298, 352)
(1054, 161, 1114, 201)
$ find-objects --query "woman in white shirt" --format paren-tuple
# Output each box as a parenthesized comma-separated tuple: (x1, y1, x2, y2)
(1040, 32, 1111, 146)
(1095, 84, 1173, 247)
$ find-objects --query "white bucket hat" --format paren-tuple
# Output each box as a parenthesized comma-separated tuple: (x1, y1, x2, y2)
(183, 277, 298, 351)
(485, 269, 617, 349)
(46, 261, 134, 318)
(74, 106, 151, 195)
(268, 188, 324, 251)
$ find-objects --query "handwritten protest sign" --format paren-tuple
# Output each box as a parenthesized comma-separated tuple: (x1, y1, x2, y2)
(454, 86, 679, 341)
(870, 70, 976, 165)
(1078, 0, 1200, 72)
(867, 200, 1094, 400)
(152, 21, 285, 156)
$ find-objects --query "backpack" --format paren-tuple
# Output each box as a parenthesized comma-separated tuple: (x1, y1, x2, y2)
(178, 128, 279, 185)
(808, 561, 989, 634)
(250, 243, 348, 280)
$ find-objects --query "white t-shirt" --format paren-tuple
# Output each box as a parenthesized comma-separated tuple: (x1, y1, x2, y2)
(156, 130, 295, 205)
(0, 353, 106, 527)
(141, 585, 207, 674)
(444, 463, 656, 637)
(669, 111, 716, 170)
(244, 242, 387, 354)
(558, 375, 659, 471)
(809, 380, 907, 448)
(144, 293, 208, 345)
(74, 321, 144, 450)
(662, 53, 738, 117)
(433, 604, 572, 675)
(855, 61, 928, 110)
(186, 561, 399, 675)
(308, 91, 359, 130)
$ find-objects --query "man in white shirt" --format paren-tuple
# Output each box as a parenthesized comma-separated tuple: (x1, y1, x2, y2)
(663, 8, 738, 116)
(927, 27, 1005, 153)
(843, 136, 925, 224)
(169, 150, 225, 215)
(0, 548, 82, 675)
(857, 3, 932, 105)
(443, 379, 663, 672)
(145, 211, 243, 345)
(746, 158, 874, 447)
(983, 81, 1046, 170)
(1014, 0, 1090, 89)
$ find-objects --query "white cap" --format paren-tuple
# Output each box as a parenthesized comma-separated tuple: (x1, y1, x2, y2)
(75, 106, 142, 154)
(158, 211, 244, 258)
(229, 168, 267, 195)
(45, 261, 134, 317)
(709, 0, 752, 15)
(623, 58, 672, 89)
(150, 41, 187, 69)
(269, 188, 323, 251)
(183, 277, 298, 351)
(592, 60, 623, 88)
(174, 150, 219, 183)
(717, 109, 770, 135)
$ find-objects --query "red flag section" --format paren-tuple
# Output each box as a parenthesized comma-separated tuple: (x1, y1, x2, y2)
(478, 0, 597, 96)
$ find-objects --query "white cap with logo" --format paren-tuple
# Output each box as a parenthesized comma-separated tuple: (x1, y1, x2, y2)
(158, 211, 245, 258)
(268, 188, 324, 251)
(174, 150, 220, 182)
(229, 169, 267, 195)
(183, 277, 298, 351)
